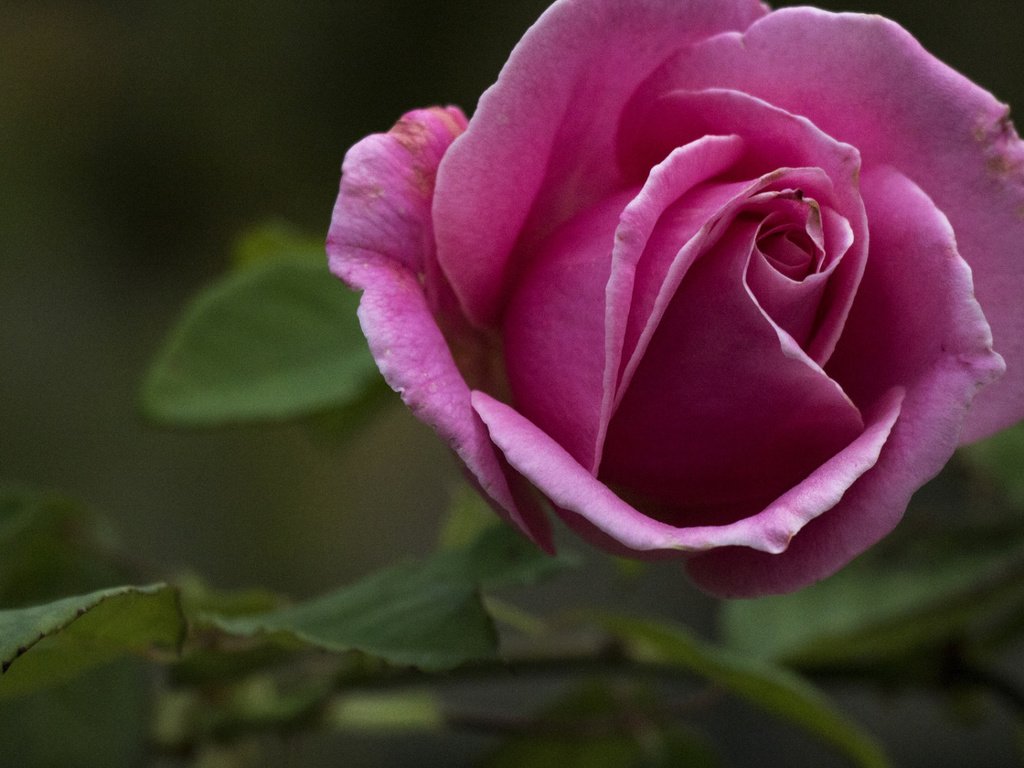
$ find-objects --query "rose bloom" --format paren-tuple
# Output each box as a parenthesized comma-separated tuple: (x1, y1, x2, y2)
(327, 0, 1024, 596)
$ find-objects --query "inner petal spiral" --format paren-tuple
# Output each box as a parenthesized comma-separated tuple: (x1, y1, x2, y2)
(742, 192, 847, 350)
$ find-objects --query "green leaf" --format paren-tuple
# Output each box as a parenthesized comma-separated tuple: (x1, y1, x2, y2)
(439, 521, 579, 591)
(141, 258, 381, 426)
(203, 525, 577, 671)
(721, 526, 1024, 669)
(0, 584, 185, 698)
(0, 488, 127, 606)
(600, 616, 889, 768)
(960, 423, 1024, 508)
(230, 221, 325, 268)
(202, 564, 494, 672)
(437, 483, 502, 551)
(327, 690, 443, 731)
(299, 374, 395, 446)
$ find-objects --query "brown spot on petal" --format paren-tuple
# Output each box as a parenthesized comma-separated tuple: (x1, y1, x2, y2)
(976, 109, 1024, 180)
(410, 167, 433, 197)
(432, 106, 468, 138)
(391, 115, 431, 153)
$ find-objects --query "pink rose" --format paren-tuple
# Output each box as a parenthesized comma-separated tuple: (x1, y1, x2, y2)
(327, 0, 1024, 596)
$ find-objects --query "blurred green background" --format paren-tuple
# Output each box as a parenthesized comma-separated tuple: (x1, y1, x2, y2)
(2, 1, 1023, 766)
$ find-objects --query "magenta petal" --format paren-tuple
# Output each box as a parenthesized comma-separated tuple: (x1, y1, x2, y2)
(329, 107, 466, 283)
(433, 0, 768, 327)
(653, 7, 1024, 439)
(616, 167, 844, 416)
(600, 134, 746, 466)
(619, 88, 867, 366)
(687, 168, 1005, 597)
(602, 219, 864, 519)
(745, 205, 850, 348)
(828, 168, 1004, 408)
(474, 389, 896, 555)
(327, 108, 552, 550)
(503, 190, 635, 471)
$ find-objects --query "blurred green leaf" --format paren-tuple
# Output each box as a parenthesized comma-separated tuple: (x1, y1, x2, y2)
(0, 487, 127, 606)
(483, 682, 721, 768)
(230, 221, 325, 268)
(437, 484, 501, 551)
(202, 525, 576, 671)
(0, 584, 185, 698)
(141, 257, 381, 426)
(200, 566, 493, 672)
(960, 423, 1024, 508)
(169, 576, 294, 685)
(299, 374, 395, 446)
(443, 521, 579, 591)
(721, 526, 1024, 669)
(328, 690, 443, 731)
(177, 573, 286, 618)
(600, 616, 889, 768)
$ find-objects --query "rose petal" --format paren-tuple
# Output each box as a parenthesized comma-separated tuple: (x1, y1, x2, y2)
(433, 0, 769, 327)
(601, 218, 865, 520)
(615, 166, 844, 414)
(600, 134, 747, 470)
(602, 135, 747, 463)
(473, 389, 897, 556)
(686, 167, 1005, 596)
(507, 135, 749, 473)
(745, 205, 851, 347)
(503, 189, 636, 470)
(649, 7, 1024, 439)
(329, 107, 465, 283)
(618, 87, 867, 366)
(327, 108, 552, 550)
(828, 168, 1004, 407)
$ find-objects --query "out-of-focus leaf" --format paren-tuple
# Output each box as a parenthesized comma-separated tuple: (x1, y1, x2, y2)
(201, 564, 493, 672)
(483, 682, 721, 768)
(0, 584, 185, 698)
(437, 484, 501, 551)
(600, 616, 889, 768)
(721, 527, 1024, 668)
(300, 374, 395, 446)
(169, 577, 294, 684)
(202, 525, 577, 671)
(0, 488, 126, 606)
(328, 690, 443, 731)
(230, 221, 325, 268)
(154, 675, 333, 749)
(176, 573, 286, 618)
(141, 258, 381, 426)
(442, 522, 579, 591)
(960, 423, 1024, 508)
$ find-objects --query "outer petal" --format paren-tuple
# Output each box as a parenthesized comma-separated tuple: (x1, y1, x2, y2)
(433, 0, 768, 327)
(327, 108, 552, 550)
(647, 7, 1024, 439)
(686, 168, 1004, 596)
(473, 390, 898, 556)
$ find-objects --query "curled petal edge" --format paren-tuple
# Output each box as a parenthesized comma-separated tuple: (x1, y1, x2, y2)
(472, 389, 902, 556)
(327, 108, 553, 551)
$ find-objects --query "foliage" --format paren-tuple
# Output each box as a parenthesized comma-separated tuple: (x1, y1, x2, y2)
(3, 223, 1024, 767)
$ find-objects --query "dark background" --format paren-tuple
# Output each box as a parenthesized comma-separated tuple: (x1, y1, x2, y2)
(2, 1, 1023, 765)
